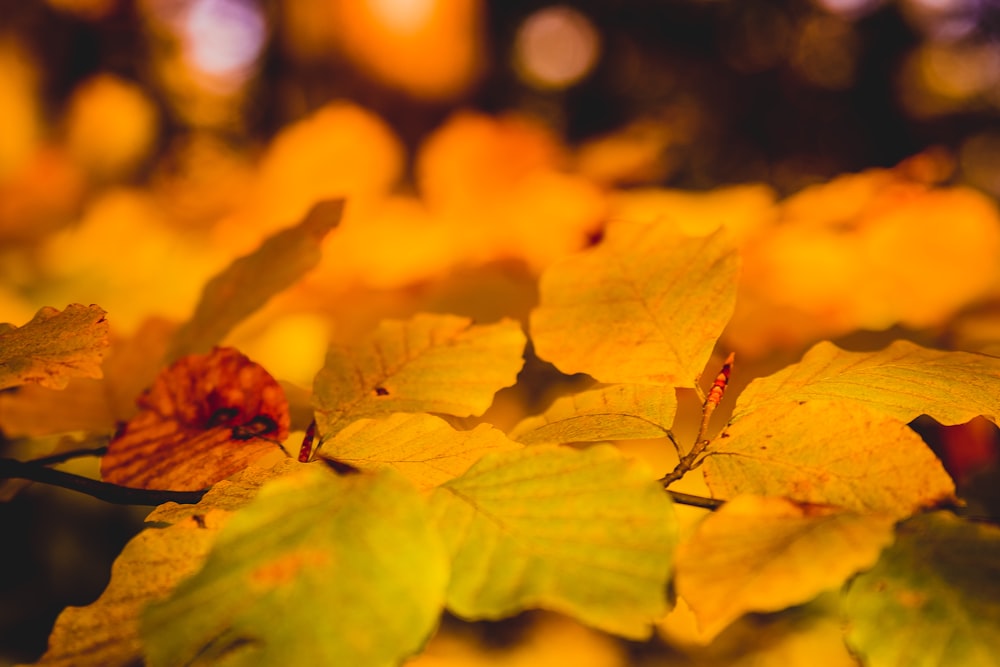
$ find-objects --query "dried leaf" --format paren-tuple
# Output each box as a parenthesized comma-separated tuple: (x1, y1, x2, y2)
(167, 199, 344, 361)
(101, 347, 289, 491)
(529, 221, 739, 386)
(313, 313, 525, 437)
(734, 340, 1000, 426)
(319, 412, 522, 490)
(703, 400, 955, 518)
(0, 304, 108, 390)
(843, 511, 1000, 667)
(429, 444, 678, 639)
(674, 495, 896, 640)
(509, 383, 677, 445)
(143, 466, 448, 667)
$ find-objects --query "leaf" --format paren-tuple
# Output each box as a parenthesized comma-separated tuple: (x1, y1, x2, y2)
(702, 400, 955, 518)
(318, 412, 522, 490)
(0, 304, 109, 390)
(843, 511, 1000, 667)
(428, 444, 677, 639)
(101, 347, 290, 491)
(312, 313, 525, 437)
(733, 340, 1000, 426)
(529, 221, 739, 386)
(167, 199, 344, 361)
(142, 466, 448, 667)
(0, 317, 174, 437)
(673, 495, 896, 640)
(146, 458, 301, 524)
(509, 383, 677, 445)
(35, 518, 218, 667)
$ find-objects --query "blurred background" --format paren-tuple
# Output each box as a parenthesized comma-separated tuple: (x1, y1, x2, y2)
(2, 0, 1000, 664)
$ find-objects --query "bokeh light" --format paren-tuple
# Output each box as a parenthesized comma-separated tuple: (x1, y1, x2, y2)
(513, 5, 601, 90)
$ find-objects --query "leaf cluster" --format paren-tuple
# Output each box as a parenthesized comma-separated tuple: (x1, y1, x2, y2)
(2, 203, 999, 666)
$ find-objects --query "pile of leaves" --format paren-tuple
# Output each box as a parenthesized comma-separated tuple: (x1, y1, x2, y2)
(1, 198, 998, 666)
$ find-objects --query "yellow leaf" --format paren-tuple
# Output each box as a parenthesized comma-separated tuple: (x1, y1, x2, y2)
(167, 198, 344, 361)
(530, 221, 739, 386)
(313, 313, 525, 437)
(733, 339, 1000, 425)
(674, 495, 896, 640)
(35, 518, 218, 667)
(319, 412, 522, 490)
(703, 400, 955, 517)
(509, 383, 677, 445)
(0, 317, 173, 437)
(0, 304, 108, 390)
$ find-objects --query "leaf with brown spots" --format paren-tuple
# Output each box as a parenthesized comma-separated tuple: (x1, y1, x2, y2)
(702, 400, 955, 518)
(313, 313, 525, 438)
(0, 303, 109, 390)
(142, 466, 448, 667)
(101, 347, 290, 491)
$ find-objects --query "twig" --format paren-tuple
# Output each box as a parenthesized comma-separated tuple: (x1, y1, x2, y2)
(661, 353, 734, 488)
(666, 490, 724, 511)
(27, 446, 108, 467)
(0, 458, 206, 506)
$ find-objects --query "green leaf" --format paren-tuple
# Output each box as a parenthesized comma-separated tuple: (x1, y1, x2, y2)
(702, 400, 955, 518)
(36, 519, 218, 667)
(313, 313, 525, 437)
(0, 304, 109, 390)
(167, 199, 344, 361)
(142, 466, 448, 667)
(733, 340, 1000, 425)
(318, 412, 522, 490)
(529, 221, 739, 387)
(843, 511, 1000, 667)
(429, 444, 677, 639)
(674, 495, 896, 640)
(509, 383, 677, 445)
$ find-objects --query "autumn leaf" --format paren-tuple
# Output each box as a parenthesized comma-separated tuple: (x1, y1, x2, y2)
(529, 221, 740, 387)
(429, 444, 677, 639)
(142, 466, 448, 667)
(146, 458, 301, 525)
(673, 495, 896, 640)
(843, 511, 1000, 667)
(101, 347, 290, 491)
(733, 339, 1000, 425)
(702, 400, 955, 517)
(0, 304, 108, 390)
(167, 199, 344, 361)
(509, 383, 677, 445)
(318, 412, 522, 491)
(35, 517, 218, 667)
(0, 316, 173, 437)
(312, 313, 525, 437)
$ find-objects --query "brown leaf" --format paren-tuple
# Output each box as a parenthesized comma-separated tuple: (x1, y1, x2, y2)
(101, 347, 289, 491)
(0, 304, 109, 390)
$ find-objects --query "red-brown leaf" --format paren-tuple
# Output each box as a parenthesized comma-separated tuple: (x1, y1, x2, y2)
(101, 347, 289, 491)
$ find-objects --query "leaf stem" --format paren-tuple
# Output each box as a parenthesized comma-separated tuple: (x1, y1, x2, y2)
(0, 457, 206, 506)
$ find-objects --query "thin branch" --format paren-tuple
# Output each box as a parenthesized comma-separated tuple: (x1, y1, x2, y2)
(0, 458, 206, 506)
(666, 490, 724, 511)
(27, 446, 108, 467)
(665, 430, 682, 457)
